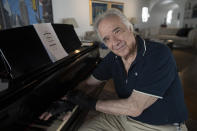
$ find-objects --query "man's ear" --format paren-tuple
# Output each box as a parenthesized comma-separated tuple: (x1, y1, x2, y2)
(129, 26, 136, 36)
(129, 26, 132, 32)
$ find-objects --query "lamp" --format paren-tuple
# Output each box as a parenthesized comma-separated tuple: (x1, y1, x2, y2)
(129, 17, 137, 25)
(62, 18, 79, 28)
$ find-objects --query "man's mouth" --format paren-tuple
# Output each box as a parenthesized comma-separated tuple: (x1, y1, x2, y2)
(114, 43, 126, 51)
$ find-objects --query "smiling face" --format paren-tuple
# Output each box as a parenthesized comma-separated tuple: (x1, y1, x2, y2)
(98, 15, 136, 59)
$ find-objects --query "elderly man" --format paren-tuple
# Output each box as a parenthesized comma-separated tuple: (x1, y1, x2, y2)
(40, 9, 188, 131)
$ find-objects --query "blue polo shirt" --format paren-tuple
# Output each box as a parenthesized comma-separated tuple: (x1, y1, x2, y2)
(92, 36, 188, 125)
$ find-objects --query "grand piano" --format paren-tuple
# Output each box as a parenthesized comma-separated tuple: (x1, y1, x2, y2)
(0, 24, 102, 130)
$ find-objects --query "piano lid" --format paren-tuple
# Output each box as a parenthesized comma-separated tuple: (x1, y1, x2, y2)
(0, 24, 81, 80)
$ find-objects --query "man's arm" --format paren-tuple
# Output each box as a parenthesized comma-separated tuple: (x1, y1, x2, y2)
(96, 90, 158, 117)
(68, 76, 158, 117)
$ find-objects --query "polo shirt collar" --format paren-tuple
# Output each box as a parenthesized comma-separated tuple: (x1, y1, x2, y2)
(136, 35, 146, 58)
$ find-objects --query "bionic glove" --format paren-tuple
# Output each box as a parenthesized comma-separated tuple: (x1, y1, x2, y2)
(46, 100, 75, 116)
(66, 90, 97, 110)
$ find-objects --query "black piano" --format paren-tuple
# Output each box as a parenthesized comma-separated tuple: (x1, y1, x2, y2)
(0, 24, 102, 130)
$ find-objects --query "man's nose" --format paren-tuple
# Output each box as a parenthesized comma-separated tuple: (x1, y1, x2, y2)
(111, 35, 120, 46)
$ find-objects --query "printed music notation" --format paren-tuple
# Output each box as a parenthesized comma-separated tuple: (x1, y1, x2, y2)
(33, 23, 68, 63)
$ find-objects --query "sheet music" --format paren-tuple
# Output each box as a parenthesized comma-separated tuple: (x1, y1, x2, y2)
(33, 23, 68, 62)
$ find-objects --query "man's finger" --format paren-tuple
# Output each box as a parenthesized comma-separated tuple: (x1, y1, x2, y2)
(61, 96, 68, 100)
(62, 111, 72, 121)
(39, 112, 48, 120)
(44, 113, 52, 121)
(39, 112, 52, 121)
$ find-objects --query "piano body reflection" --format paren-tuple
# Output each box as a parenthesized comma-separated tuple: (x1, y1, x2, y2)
(0, 24, 101, 130)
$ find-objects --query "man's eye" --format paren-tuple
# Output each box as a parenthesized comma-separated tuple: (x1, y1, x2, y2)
(114, 29, 121, 35)
(115, 30, 120, 34)
(103, 38, 109, 43)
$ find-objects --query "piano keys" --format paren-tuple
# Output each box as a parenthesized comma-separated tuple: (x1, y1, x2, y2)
(25, 105, 79, 131)
(0, 24, 102, 130)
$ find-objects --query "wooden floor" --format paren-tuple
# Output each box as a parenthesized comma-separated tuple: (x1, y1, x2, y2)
(172, 47, 197, 130)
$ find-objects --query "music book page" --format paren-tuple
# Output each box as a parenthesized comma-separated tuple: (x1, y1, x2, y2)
(33, 23, 68, 62)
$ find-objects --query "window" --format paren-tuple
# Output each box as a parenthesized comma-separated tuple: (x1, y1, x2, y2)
(142, 7, 150, 22)
(166, 10, 173, 24)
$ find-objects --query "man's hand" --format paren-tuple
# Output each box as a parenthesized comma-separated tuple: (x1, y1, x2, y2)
(66, 90, 97, 110)
(39, 100, 75, 121)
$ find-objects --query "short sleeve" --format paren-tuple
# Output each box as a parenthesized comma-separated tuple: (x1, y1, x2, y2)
(135, 45, 177, 98)
(92, 52, 113, 81)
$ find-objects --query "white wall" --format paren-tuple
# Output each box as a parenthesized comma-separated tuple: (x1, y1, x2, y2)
(52, 0, 140, 37)
(136, 0, 186, 30)
(52, 0, 197, 36)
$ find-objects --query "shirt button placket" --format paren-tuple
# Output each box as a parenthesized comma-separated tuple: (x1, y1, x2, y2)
(134, 72, 138, 76)
(126, 79, 128, 84)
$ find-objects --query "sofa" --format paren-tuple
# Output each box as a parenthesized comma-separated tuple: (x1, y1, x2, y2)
(83, 30, 100, 42)
(157, 28, 197, 48)
(140, 27, 197, 49)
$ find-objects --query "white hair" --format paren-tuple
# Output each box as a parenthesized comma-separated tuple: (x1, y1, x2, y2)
(93, 8, 134, 42)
